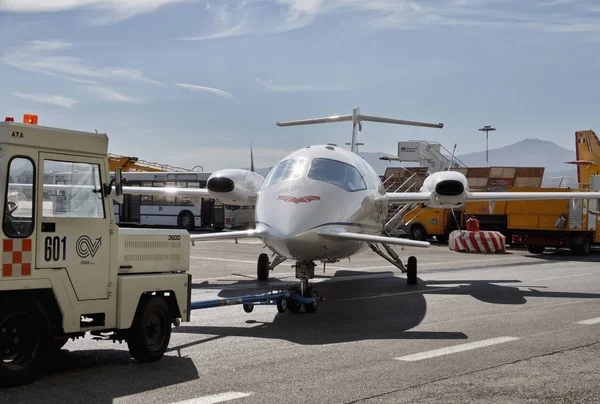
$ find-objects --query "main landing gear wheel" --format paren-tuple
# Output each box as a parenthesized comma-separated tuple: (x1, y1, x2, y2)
(407, 256, 417, 285)
(303, 287, 320, 314)
(287, 287, 302, 313)
(257, 253, 269, 281)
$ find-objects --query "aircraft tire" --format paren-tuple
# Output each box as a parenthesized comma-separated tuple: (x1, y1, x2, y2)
(257, 253, 269, 281)
(303, 288, 320, 314)
(407, 256, 417, 285)
(243, 304, 254, 313)
(287, 287, 302, 313)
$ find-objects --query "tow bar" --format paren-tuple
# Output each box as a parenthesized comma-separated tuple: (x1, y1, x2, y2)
(190, 289, 323, 314)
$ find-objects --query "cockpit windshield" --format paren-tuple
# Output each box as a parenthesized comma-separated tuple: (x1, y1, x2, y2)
(261, 158, 308, 189)
(308, 158, 366, 192)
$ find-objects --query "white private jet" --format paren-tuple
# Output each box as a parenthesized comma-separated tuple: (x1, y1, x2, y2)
(122, 107, 599, 313)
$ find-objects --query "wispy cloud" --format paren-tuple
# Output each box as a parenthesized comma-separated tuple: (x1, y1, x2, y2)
(13, 92, 79, 108)
(256, 78, 344, 92)
(180, 1, 250, 41)
(0, 0, 195, 25)
(82, 85, 142, 103)
(0, 40, 161, 86)
(181, 0, 600, 40)
(175, 83, 238, 101)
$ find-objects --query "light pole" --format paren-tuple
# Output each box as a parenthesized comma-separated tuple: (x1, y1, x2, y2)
(478, 125, 496, 166)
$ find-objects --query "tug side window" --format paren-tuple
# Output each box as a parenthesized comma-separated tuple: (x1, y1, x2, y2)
(3, 157, 35, 238)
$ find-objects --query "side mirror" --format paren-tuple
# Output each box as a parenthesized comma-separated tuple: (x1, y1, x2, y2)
(115, 168, 123, 197)
(111, 168, 124, 204)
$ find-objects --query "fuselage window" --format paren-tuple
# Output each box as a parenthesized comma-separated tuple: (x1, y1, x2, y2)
(308, 158, 367, 192)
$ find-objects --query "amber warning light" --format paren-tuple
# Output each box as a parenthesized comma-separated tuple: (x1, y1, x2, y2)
(23, 114, 38, 125)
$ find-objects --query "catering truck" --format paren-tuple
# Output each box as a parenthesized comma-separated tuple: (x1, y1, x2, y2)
(0, 115, 191, 387)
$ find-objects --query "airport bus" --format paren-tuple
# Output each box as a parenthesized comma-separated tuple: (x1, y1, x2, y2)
(111, 171, 255, 231)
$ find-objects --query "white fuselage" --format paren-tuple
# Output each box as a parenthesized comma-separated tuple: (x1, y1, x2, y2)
(254, 145, 387, 261)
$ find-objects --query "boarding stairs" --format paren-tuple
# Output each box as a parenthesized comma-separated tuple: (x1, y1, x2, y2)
(381, 141, 468, 236)
(382, 167, 428, 236)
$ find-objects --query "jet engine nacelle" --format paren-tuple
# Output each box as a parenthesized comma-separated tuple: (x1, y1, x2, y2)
(421, 171, 469, 208)
(207, 169, 264, 206)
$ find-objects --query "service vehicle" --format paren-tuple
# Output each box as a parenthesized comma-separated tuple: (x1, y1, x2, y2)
(509, 183, 600, 254)
(0, 115, 192, 387)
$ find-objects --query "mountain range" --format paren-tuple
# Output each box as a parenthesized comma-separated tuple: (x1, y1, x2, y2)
(254, 138, 581, 188)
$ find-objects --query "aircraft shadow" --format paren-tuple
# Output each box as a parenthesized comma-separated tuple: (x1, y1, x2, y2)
(1, 349, 198, 403)
(175, 270, 600, 347)
(178, 271, 466, 346)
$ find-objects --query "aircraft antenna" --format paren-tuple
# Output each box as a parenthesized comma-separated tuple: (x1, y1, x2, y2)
(276, 106, 443, 154)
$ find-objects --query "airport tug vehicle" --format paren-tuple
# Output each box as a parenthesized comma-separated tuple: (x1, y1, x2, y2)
(0, 116, 192, 387)
(0, 116, 321, 388)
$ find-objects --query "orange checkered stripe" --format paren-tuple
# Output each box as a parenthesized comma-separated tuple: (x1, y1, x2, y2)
(2, 239, 32, 277)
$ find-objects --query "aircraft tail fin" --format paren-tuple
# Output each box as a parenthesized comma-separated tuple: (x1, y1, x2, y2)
(571, 130, 600, 189)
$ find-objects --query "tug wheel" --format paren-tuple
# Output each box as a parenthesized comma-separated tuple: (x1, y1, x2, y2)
(303, 287, 320, 314)
(276, 297, 288, 313)
(287, 287, 302, 313)
(407, 256, 417, 285)
(0, 302, 52, 388)
(127, 296, 172, 363)
(257, 253, 269, 281)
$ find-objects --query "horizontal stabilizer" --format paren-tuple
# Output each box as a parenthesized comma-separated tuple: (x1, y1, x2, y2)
(189, 228, 266, 242)
(317, 228, 430, 248)
(565, 160, 599, 166)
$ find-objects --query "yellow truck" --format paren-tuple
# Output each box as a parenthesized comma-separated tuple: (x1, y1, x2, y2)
(508, 186, 600, 254)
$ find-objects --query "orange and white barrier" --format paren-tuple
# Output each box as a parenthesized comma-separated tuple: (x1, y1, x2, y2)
(449, 230, 505, 253)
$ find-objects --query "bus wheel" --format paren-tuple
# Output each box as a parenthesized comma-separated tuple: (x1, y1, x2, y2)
(179, 212, 194, 231)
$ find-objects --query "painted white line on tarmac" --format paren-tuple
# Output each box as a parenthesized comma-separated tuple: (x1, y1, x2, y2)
(533, 273, 591, 281)
(394, 336, 520, 362)
(172, 392, 252, 404)
(575, 317, 600, 325)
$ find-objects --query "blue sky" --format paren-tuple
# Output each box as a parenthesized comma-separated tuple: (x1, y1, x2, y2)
(1, 0, 600, 172)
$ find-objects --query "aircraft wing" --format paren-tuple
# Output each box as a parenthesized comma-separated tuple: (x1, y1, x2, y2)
(189, 228, 267, 242)
(122, 186, 210, 197)
(466, 191, 599, 201)
(385, 193, 431, 203)
(317, 228, 430, 248)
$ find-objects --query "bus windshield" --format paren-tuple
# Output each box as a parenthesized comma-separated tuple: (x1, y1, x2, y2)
(261, 158, 308, 189)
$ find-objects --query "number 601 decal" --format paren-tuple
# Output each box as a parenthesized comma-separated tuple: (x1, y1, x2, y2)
(44, 236, 66, 261)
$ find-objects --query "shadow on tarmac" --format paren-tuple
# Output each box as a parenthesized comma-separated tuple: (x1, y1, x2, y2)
(1, 349, 199, 403)
(175, 269, 600, 348)
(523, 248, 600, 263)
